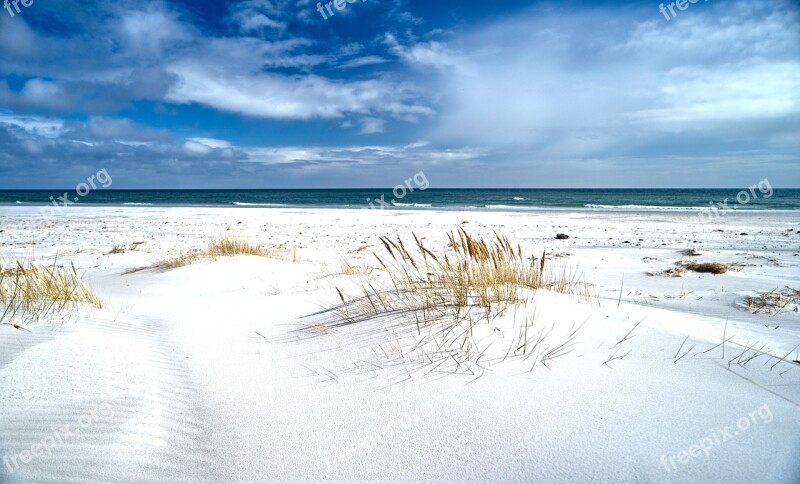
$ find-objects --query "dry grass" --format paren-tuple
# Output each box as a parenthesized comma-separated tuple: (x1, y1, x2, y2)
(130, 236, 274, 272)
(339, 258, 372, 276)
(648, 266, 687, 277)
(206, 237, 269, 257)
(367, 228, 591, 314)
(682, 261, 729, 274)
(300, 229, 593, 374)
(649, 258, 729, 277)
(0, 258, 102, 324)
(108, 241, 146, 254)
(743, 287, 800, 314)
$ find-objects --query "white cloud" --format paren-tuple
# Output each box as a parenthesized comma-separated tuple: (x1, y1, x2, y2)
(420, 1, 800, 162)
(238, 14, 286, 31)
(627, 61, 800, 128)
(115, 6, 194, 55)
(0, 113, 65, 138)
(242, 143, 487, 167)
(86, 116, 169, 142)
(0, 0, 431, 129)
(385, 33, 472, 73)
(19, 79, 69, 110)
(165, 59, 427, 121)
(188, 137, 233, 149)
(335, 56, 390, 70)
(227, 0, 288, 32)
(359, 117, 385, 134)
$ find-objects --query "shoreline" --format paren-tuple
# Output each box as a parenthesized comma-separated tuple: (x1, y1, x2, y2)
(2, 202, 800, 214)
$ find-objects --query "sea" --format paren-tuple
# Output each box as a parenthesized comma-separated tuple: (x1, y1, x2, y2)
(1, 189, 799, 212)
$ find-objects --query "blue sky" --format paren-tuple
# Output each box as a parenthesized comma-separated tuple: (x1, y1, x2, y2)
(0, 0, 798, 188)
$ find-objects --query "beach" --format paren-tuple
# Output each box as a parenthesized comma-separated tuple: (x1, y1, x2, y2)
(2, 0, 799, 480)
(1, 205, 799, 483)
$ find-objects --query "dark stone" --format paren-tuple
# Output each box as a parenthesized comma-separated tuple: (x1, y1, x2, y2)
(555, 233, 569, 240)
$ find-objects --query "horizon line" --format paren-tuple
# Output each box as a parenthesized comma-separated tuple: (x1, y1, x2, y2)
(2, 187, 799, 191)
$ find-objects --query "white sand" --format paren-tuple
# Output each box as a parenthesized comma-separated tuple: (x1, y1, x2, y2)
(1, 206, 799, 483)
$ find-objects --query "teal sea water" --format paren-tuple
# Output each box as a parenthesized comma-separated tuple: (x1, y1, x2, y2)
(1, 189, 799, 211)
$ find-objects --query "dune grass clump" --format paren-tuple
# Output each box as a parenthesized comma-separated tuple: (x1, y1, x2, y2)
(348, 229, 566, 320)
(683, 261, 729, 274)
(649, 259, 728, 277)
(147, 252, 203, 271)
(684, 247, 702, 256)
(352, 228, 592, 319)
(0, 259, 102, 325)
(132, 236, 274, 272)
(301, 229, 593, 373)
(744, 287, 800, 314)
(206, 237, 269, 257)
(648, 266, 687, 277)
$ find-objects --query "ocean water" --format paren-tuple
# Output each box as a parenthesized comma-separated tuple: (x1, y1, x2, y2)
(1, 189, 799, 211)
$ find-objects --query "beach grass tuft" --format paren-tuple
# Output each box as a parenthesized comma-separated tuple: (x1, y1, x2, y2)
(682, 261, 729, 274)
(206, 237, 270, 257)
(743, 287, 800, 314)
(129, 236, 275, 272)
(0, 258, 102, 325)
(301, 229, 594, 373)
(648, 266, 687, 277)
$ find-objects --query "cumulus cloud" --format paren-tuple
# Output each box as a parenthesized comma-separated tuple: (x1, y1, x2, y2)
(0, 113, 66, 138)
(0, 0, 431, 128)
(227, 0, 288, 33)
(385, 33, 472, 72)
(165, 61, 425, 120)
(0, 113, 486, 186)
(421, 0, 800, 165)
(358, 117, 386, 134)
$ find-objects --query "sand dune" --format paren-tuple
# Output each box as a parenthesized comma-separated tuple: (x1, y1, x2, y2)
(0, 309, 219, 483)
(1, 206, 799, 482)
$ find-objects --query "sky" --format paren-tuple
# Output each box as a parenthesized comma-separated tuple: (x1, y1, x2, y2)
(0, 0, 798, 189)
